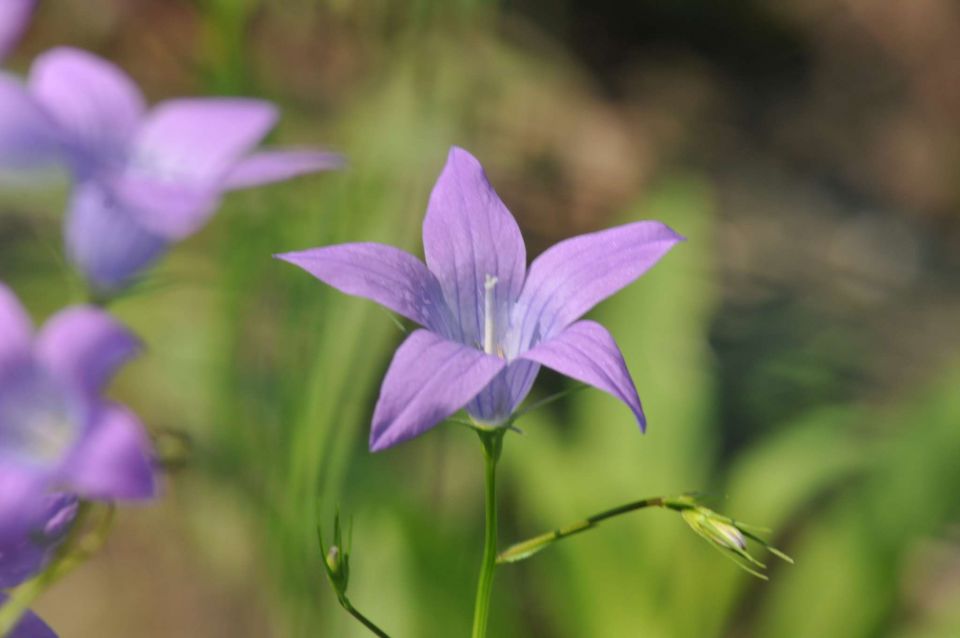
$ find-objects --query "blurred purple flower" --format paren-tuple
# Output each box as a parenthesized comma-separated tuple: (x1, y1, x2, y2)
(278, 147, 683, 451)
(0, 493, 76, 588)
(0, 0, 35, 62)
(0, 596, 56, 638)
(0, 283, 155, 543)
(0, 47, 343, 290)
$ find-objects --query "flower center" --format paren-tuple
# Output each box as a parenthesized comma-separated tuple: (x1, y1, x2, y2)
(484, 274, 498, 356)
(0, 367, 80, 469)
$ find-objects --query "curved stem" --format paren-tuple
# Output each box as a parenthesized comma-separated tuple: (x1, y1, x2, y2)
(471, 429, 504, 638)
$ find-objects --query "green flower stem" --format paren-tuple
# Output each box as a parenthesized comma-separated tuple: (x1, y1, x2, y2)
(471, 428, 505, 638)
(0, 501, 114, 636)
(336, 596, 390, 638)
(497, 496, 666, 565)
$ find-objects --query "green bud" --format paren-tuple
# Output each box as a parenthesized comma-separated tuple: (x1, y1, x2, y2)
(318, 509, 352, 596)
(676, 502, 792, 579)
(326, 545, 341, 575)
(325, 544, 350, 593)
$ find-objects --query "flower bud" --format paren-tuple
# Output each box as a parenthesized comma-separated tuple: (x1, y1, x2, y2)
(669, 498, 792, 579)
(318, 510, 352, 596)
(325, 544, 349, 593)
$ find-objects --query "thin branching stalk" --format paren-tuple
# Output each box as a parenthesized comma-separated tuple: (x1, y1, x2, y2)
(497, 497, 665, 565)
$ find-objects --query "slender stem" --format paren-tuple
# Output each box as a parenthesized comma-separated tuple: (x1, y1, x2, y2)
(340, 598, 390, 638)
(497, 496, 665, 565)
(318, 520, 392, 637)
(471, 428, 504, 638)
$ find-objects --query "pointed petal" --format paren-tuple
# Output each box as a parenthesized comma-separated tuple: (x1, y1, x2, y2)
(134, 99, 278, 181)
(0, 596, 58, 638)
(63, 404, 156, 501)
(108, 175, 221, 241)
(276, 243, 448, 328)
(64, 181, 169, 290)
(519, 320, 645, 430)
(514, 221, 683, 344)
(0, 0, 35, 61)
(0, 73, 61, 170)
(28, 48, 145, 171)
(36, 306, 141, 396)
(0, 283, 32, 374)
(422, 147, 526, 344)
(370, 330, 506, 451)
(119, 98, 278, 238)
(223, 148, 344, 190)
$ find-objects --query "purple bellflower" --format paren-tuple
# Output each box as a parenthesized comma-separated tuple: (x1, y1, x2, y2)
(0, 47, 343, 290)
(278, 147, 683, 451)
(0, 283, 156, 544)
(0, 0, 35, 62)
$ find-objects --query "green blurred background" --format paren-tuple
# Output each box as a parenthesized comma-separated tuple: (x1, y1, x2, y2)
(2, 0, 960, 636)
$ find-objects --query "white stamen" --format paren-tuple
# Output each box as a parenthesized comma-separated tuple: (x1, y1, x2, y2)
(484, 275, 498, 355)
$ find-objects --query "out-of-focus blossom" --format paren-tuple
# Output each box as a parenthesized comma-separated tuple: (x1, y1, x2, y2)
(0, 283, 155, 542)
(0, 47, 343, 290)
(0, 0, 35, 62)
(0, 495, 73, 638)
(278, 147, 682, 451)
(0, 596, 56, 638)
(0, 494, 75, 588)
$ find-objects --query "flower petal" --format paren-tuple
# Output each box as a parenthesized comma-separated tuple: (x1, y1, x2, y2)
(370, 329, 506, 451)
(64, 181, 169, 290)
(0, 469, 44, 546)
(36, 306, 141, 396)
(0, 595, 58, 638)
(0, 494, 76, 589)
(0, 0, 35, 61)
(422, 147, 526, 345)
(513, 221, 683, 345)
(465, 359, 540, 425)
(0, 73, 61, 170)
(519, 320, 645, 430)
(223, 148, 344, 190)
(121, 98, 277, 238)
(107, 175, 221, 241)
(0, 283, 32, 374)
(276, 243, 448, 328)
(62, 403, 156, 501)
(28, 47, 145, 174)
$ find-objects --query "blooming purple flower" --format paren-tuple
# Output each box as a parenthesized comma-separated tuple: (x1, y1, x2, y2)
(0, 0, 35, 62)
(0, 47, 343, 290)
(277, 147, 683, 451)
(0, 283, 155, 543)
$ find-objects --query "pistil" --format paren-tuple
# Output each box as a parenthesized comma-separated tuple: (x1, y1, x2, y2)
(483, 275, 498, 355)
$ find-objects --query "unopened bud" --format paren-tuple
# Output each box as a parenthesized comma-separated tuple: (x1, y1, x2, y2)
(672, 499, 792, 579)
(325, 544, 350, 593)
(326, 545, 341, 574)
(681, 508, 747, 551)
